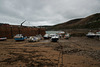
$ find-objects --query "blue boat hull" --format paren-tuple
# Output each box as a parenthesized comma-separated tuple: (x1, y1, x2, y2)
(14, 38, 25, 41)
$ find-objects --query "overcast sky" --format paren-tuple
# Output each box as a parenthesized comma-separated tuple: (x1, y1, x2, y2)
(0, 0, 100, 26)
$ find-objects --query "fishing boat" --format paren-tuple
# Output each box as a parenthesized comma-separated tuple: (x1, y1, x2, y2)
(14, 34, 26, 41)
(44, 34, 49, 39)
(50, 34, 59, 42)
(86, 32, 95, 38)
(0, 37, 7, 41)
(64, 33, 70, 39)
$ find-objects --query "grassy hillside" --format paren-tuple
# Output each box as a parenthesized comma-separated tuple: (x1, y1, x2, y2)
(47, 13, 100, 30)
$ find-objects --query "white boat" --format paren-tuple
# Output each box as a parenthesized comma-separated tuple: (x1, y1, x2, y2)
(50, 34, 59, 42)
(86, 32, 95, 38)
(34, 36, 40, 42)
(27, 36, 40, 42)
(44, 34, 49, 39)
(49, 34, 56, 38)
(64, 33, 70, 39)
(27, 36, 36, 42)
(0, 37, 7, 41)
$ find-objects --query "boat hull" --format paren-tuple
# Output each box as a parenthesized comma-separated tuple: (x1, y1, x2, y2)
(14, 38, 25, 41)
(28, 39, 36, 42)
(0, 37, 7, 41)
(95, 34, 100, 37)
(51, 38, 59, 42)
(86, 35, 95, 38)
(44, 37, 50, 39)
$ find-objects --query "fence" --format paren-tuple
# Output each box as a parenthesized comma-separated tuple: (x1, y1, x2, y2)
(0, 25, 45, 38)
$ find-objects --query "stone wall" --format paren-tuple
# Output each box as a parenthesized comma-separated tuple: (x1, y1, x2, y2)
(0, 25, 45, 38)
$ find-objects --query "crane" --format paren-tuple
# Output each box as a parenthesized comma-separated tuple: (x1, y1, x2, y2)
(18, 20, 26, 34)
(21, 20, 26, 27)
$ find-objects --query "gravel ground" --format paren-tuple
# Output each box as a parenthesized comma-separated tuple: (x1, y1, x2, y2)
(0, 37, 100, 67)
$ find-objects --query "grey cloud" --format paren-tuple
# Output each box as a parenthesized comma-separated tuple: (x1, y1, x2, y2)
(0, 0, 100, 26)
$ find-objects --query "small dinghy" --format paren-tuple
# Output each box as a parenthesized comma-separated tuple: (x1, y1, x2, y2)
(14, 34, 25, 41)
(0, 37, 7, 41)
(86, 32, 95, 38)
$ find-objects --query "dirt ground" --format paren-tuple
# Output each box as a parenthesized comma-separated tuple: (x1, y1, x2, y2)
(0, 37, 100, 67)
